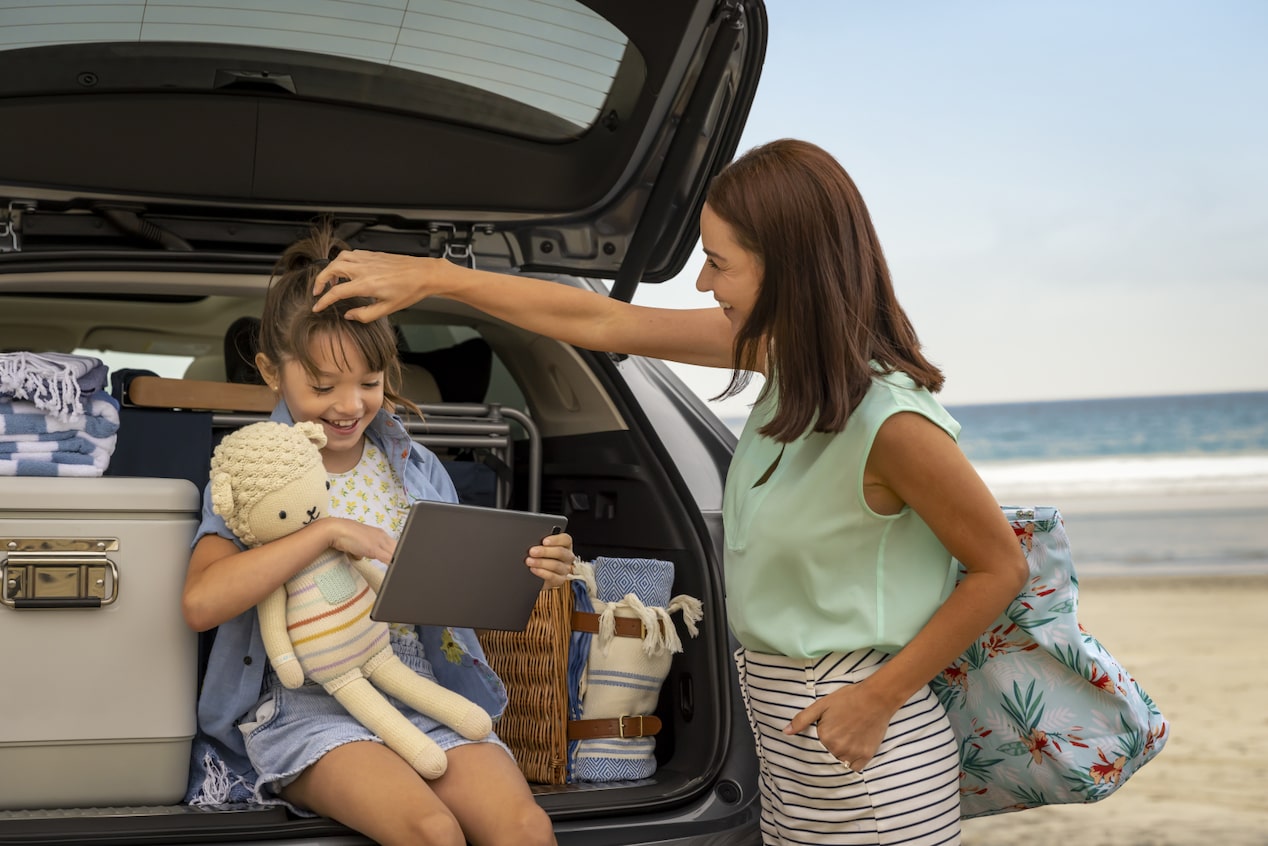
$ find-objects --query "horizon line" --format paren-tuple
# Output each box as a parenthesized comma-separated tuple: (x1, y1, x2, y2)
(712, 386, 1268, 419)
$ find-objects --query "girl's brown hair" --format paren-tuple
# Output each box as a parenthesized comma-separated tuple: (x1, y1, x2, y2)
(708, 138, 944, 442)
(258, 219, 420, 419)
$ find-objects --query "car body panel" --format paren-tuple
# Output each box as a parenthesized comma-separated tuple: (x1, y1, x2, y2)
(0, 0, 766, 287)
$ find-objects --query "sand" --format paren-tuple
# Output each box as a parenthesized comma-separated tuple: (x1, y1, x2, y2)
(960, 572, 1268, 845)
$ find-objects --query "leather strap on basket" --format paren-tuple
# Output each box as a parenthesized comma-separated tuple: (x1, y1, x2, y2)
(567, 715, 662, 741)
(570, 610, 663, 639)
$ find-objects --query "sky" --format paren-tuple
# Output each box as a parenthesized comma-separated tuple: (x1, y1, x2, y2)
(633, 0, 1268, 415)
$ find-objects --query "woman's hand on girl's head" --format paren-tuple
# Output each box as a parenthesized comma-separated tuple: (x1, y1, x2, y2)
(527, 531, 577, 589)
(323, 517, 398, 564)
(311, 250, 443, 323)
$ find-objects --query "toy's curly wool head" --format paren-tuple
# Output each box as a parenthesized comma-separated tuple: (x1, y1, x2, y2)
(210, 421, 328, 546)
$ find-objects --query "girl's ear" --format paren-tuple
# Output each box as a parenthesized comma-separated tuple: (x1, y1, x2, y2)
(256, 353, 279, 391)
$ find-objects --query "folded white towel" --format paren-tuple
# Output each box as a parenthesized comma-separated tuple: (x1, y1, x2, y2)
(0, 352, 108, 422)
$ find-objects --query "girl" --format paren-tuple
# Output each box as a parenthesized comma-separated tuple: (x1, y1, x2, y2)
(312, 139, 1030, 844)
(182, 223, 573, 846)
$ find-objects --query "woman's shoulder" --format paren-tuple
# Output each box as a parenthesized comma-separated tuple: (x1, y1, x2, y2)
(860, 369, 959, 438)
(868, 368, 928, 403)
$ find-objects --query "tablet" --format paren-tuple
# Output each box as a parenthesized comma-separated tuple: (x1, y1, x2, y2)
(371, 500, 567, 631)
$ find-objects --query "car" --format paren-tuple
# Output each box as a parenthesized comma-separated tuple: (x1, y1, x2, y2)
(0, 1, 768, 844)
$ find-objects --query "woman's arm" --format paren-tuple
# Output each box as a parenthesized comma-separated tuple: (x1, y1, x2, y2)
(787, 412, 1028, 767)
(312, 251, 736, 369)
(182, 517, 398, 632)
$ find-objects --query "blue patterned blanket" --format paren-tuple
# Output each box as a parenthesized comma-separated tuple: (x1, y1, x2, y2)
(0, 388, 120, 476)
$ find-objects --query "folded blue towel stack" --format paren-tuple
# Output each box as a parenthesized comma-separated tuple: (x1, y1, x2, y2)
(0, 352, 119, 476)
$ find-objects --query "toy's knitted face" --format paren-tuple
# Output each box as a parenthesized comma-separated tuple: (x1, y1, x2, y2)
(244, 460, 330, 545)
(210, 420, 331, 547)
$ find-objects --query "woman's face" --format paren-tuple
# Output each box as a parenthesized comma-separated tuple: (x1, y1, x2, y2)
(695, 203, 762, 332)
(260, 331, 384, 472)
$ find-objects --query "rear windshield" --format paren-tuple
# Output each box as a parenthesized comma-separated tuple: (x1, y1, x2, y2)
(0, 0, 631, 137)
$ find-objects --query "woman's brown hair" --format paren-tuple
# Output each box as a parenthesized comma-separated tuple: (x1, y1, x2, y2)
(257, 219, 420, 419)
(708, 139, 944, 442)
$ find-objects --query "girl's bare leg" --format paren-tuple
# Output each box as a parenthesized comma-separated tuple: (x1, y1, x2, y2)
(281, 739, 554, 846)
(281, 740, 464, 846)
(429, 742, 556, 846)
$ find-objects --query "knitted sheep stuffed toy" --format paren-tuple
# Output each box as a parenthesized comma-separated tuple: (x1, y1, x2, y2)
(209, 420, 492, 779)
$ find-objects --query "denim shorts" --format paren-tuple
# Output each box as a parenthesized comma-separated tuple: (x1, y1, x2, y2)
(240, 635, 511, 815)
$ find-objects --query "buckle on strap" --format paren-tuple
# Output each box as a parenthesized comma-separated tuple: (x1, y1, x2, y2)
(618, 715, 643, 739)
(567, 713, 661, 740)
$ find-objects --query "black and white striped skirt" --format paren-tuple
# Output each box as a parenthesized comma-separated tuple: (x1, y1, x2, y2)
(735, 648, 961, 845)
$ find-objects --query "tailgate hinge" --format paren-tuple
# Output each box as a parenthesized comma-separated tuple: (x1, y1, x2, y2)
(429, 222, 484, 269)
(0, 200, 36, 253)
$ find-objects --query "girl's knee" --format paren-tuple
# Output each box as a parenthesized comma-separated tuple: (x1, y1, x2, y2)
(504, 802, 555, 846)
(400, 807, 465, 846)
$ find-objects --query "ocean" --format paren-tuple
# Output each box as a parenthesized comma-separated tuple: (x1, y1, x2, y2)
(723, 390, 1268, 575)
(950, 390, 1268, 496)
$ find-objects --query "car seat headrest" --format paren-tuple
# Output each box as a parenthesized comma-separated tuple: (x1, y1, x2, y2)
(400, 338, 492, 404)
(224, 316, 264, 385)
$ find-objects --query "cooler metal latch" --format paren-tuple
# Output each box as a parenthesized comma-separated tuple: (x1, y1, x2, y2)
(1, 538, 120, 609)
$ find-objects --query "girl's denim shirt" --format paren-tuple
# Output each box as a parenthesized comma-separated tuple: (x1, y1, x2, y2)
(187, 403, 508, 800)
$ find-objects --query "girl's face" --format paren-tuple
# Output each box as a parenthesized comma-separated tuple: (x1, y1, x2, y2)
(261, 332, 385, 473)
(695, 202, 762, 331)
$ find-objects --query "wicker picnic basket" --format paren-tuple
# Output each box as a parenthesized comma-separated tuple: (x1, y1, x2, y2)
(476, 584, 574, 785)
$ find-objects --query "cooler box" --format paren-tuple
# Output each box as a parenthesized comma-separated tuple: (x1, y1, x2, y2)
(0, 477, 201, 810)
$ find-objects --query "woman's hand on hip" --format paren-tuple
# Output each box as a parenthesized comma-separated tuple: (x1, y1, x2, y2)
(784, 679, 899, 772)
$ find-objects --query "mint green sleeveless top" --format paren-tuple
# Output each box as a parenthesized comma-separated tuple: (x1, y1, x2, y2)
(722, 370, 961, 657)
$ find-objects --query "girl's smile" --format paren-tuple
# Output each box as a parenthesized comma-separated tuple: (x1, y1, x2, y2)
(261, 332, 386, 473)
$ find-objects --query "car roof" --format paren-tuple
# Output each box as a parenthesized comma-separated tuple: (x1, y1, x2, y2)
(0, 0, 767, 297)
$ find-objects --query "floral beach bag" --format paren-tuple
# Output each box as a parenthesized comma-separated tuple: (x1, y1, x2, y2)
(930, 506, 1169, 819)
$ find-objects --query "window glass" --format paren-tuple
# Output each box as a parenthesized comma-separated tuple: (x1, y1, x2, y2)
(395, 323, 527, 414)
(0, 0, 628, 131)
(73, 348, 193, 379)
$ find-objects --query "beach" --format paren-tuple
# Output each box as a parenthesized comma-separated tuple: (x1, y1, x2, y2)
(721, 392, 1268, 843)
(960, 530, 1268, 843)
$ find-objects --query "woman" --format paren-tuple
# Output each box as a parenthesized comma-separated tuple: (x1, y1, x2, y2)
(313, 139, 1028, 844)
